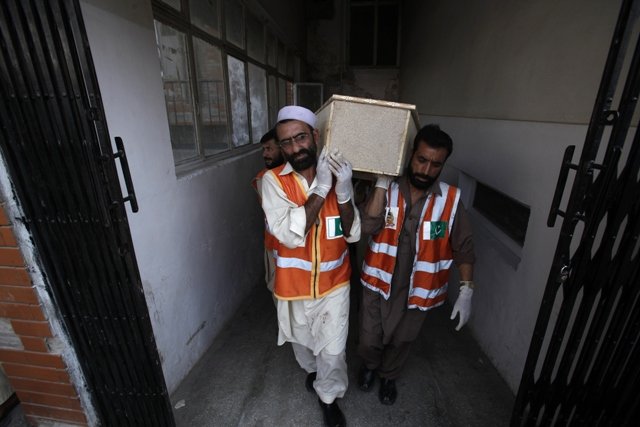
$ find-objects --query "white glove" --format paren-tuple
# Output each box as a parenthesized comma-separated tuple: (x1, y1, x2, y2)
(312, 147, 332, 199)
(375, 175, 392, 190)
(328, 149, 353, 204)
(450, 284, 474, 331)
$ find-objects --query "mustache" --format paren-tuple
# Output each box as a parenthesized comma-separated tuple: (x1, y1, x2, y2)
(293, 149, 313, 158)
(412, 173, 431, 180)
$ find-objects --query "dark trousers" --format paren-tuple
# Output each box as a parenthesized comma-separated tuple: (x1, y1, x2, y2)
(357, 286, 429, 380)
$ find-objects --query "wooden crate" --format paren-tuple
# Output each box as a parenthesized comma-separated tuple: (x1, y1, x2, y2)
(315, 95, 420, 177)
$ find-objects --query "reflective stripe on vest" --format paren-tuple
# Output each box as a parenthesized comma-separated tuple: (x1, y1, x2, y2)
(360, 184, 403, 298)
(360, 181, 460, 311)
(276, 248, 349, 272)
(368, 240, 398, 257)
(269, 167, 351, 300)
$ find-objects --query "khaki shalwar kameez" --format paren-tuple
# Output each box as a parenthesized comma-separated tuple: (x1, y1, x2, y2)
(358, 176, 474, 380)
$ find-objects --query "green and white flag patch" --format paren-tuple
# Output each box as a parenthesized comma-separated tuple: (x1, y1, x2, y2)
(326, 216, 344, 239)
(422, 221, 447, 240)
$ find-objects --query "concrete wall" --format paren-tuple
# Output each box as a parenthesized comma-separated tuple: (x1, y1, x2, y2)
(251, 0, 306, 49)
(306, 0, 400, 101)
(399, 0, 623, 393)
(79, 0, 301, 393)
(401, 0, 620, 123)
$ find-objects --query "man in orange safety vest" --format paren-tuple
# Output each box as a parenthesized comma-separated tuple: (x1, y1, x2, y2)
(357, 124, 475, 405)
(261, 106, 361, 427)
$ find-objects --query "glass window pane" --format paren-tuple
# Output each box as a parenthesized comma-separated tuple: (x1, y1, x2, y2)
(278, 77, 286, 109)
(154, 21, 198, 162)
(159, 0, 180, 11)
(227, 56, 250, 147)
(286, 80, 293, 105)
(248, 63, 268, 143)
(295, 83, 323, 112)
(193, 37, 229, 155)
(278, 41, 286, 74)
(267, 31, 277, 68)
(225, 0, 245, 49)
(268, 75, 277, 125)
(191, 0, 220, 38)
(286, 49, 294, 77)
(377, 4, 398, 65)
(349, 5, 374, 65)
(294, 55, 302, 81)
(246, 12, 264, 62)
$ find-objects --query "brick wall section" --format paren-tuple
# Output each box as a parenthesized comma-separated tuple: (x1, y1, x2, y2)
(0, 204, 88, 426)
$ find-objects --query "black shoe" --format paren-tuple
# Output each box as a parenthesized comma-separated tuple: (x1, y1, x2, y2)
(357, 366, 376, 392)
(378, 378, 397, 405)
(306, 372, 317, 392)
(318, 398, 346, 427)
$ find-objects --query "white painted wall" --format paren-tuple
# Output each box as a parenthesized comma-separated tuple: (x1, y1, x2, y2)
(79, 0, 270, 393)
(399, 0, 623, 393)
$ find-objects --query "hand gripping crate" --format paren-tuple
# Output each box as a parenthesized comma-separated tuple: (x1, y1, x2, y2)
(315, 95, 420, 177)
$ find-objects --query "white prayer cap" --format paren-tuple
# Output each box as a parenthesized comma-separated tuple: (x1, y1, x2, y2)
(277, 105, 317, 129)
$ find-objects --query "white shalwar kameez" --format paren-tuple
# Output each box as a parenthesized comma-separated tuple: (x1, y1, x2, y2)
(261, 163, 361, 404)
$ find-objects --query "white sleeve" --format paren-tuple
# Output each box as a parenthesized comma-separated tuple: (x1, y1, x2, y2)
(343, 198, 361, 244)
(261, 171, 308, 248)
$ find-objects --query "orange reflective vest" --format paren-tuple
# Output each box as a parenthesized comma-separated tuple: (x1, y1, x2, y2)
(267, 166, 351, 300)
(252, 168, 278, 252)
(360, 181, 460, 311)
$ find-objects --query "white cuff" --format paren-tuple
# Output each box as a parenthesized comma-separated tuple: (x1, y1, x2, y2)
(311, 185, 330, 199)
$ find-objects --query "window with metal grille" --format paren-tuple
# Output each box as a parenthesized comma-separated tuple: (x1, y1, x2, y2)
(348, 0, 400, 67)
(152, 0, 295, 170)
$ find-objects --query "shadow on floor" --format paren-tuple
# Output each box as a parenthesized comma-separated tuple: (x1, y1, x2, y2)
(170, 284, 515, 426)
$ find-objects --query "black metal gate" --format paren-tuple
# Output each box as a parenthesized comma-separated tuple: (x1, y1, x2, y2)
(0, 0, 175, 425)
(512, 0, 640, 425)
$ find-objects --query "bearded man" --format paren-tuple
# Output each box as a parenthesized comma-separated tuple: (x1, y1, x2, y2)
(261, 106, 360, 427)
(357, 124, 476, 405)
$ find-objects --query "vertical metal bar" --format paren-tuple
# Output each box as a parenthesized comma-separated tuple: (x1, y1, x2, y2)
(0, 1, 62, 222)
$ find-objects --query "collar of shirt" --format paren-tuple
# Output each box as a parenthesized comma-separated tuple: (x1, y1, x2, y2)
(279, 162, 296, 176)
(279, 162, 316, 191)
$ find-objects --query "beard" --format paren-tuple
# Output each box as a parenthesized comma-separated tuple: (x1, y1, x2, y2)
(265, 155, 284, 169)
(408, 164, 438, 190)
(284, 144, 317, 172)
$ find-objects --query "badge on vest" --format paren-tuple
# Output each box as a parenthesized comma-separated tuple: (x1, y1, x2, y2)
(384, 207, 399, 229)
(326, 216, 344, 239)
(423, 221, 447, 240)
